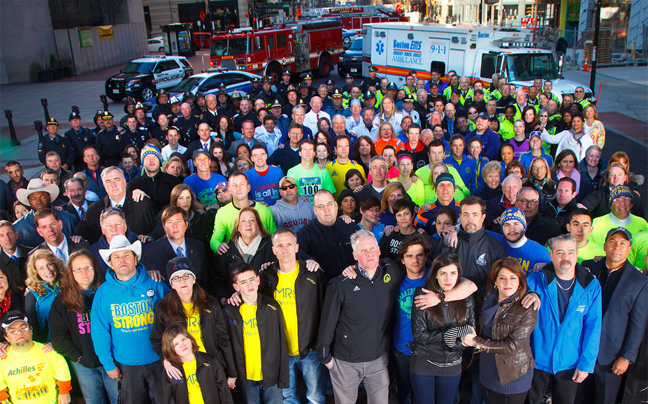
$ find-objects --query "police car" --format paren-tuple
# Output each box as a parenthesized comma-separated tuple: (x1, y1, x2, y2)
(105, 55, 193, 102)
(142, 69, 262, 109)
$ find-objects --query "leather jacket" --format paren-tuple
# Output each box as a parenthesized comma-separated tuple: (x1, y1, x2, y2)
(475, 294, 538, 385)
(410, 288, 475, 366)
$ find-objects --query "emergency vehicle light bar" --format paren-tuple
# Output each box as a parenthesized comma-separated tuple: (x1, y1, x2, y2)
(496, 41, 536, 49)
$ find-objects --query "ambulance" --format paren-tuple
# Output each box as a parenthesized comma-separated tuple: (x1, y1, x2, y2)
(363, 22, 594, 99)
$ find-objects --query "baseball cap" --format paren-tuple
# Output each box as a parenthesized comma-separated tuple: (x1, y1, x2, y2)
(2, 311, 29, 329)
(605, 227, 632, 243)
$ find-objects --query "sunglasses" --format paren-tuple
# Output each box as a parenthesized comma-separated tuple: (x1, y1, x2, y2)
(280, 184, 296, 191)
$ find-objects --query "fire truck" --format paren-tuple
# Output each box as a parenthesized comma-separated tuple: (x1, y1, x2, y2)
(209, 20, 344, 79)
(308, 6, 409, 31)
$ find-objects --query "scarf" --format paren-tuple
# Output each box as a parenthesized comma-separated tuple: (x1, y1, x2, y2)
(236, 233, 262, 264)
(0, 290, 12, 316)
(530, 176, 547, 193)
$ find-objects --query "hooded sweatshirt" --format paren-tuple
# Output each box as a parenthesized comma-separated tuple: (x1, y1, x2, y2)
(91, 263, 169, 371)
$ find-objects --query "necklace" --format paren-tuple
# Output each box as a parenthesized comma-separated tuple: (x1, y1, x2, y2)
(556, 276, 576, 291)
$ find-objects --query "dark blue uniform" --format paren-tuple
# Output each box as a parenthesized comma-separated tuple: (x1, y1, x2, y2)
(95, 127, 133, 167)
(38, 134, 75, 168)
(175, 115, 201, 146)
(64, 127, 95, 170)
(125, 128, 152, 150)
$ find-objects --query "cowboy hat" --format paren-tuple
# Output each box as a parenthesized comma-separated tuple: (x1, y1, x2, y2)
(16, 179, 59, 206)
(99, 235, 142, 265)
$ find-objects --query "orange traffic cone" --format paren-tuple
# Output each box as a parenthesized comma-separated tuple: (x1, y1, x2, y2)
(583, 59, 588, 71)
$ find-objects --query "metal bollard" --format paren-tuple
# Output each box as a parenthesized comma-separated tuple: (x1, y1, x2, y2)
(4, 110, 21, 146)
(41, 98, 50, 122)
(35, 121, 44, 143)
(100, 95, 109, 112)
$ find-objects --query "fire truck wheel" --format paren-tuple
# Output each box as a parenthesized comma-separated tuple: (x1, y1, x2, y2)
(317, 56, 331, 78)
(266, 63, 282, 84)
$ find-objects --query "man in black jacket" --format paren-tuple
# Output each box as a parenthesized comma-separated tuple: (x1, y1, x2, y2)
(296, 190, 359, 280)
(318, 229, 403, 404)
(127, 145, 181, 211)
(260, 229, 326, 404)
(223, 263, 289, 404)
(74, 166, 157, 244)
(140, 206, 208, 289)
(0, 220, 30, 288)
(544, 177, 579, 233)
(579, 228, 648, 404)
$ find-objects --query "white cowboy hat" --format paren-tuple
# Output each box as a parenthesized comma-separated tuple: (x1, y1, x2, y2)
(16, 179, 59, 206)
(99, 235, 142, 265)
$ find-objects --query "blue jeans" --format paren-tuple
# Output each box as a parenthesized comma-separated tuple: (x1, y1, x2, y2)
(283, 350, 325, 404)
(70, 362, 119, 404)
(243, 380, 283, 404)
(410, 371, 461, 404)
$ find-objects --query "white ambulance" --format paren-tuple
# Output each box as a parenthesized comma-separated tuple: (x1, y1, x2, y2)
(363, 22, 593, 99)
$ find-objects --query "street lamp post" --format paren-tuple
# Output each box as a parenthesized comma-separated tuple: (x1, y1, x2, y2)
(589, 0, 601, 97)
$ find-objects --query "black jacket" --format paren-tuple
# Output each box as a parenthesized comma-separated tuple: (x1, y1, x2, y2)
(267, 146, 301, 175)
(30, 237, 90, 257)
(582, 259, 648, 366)
(410, 289, 475, 367)
(0, 244, 30, 288)
(38, 134, 75, 168)
(127, 171, 182, 211)
(525, 214, 561, 247)
(140, 237, 209, 289)
(317, 259, 404, 364)
(218, 237, 276, 298)
(95, 127, 133, 167)
(223, 293, 289, 389)
(74, 191, 158, 244)
(162, 351, 234, 404)
(259, 259, 326, 359)
(543, 197, 579, 233)
(437, 227, 507, 295)
(296, 218, 360, 280)
(49, 292, 101, 368)
(150, 296, 237, 379)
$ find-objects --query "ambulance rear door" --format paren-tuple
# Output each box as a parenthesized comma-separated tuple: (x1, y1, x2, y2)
(425, 36, 450, 78)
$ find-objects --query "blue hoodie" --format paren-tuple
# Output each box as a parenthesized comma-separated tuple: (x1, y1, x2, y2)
(91, 263, 169, 371)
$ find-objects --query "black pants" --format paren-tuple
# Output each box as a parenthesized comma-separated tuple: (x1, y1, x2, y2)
(576, 362, 623, 404)
(482, 386, 527, 404)
(118, 361, 163, 404)
(527, 369, 578, 404)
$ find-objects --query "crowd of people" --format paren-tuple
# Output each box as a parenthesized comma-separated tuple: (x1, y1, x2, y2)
(0, 66, 646, 404)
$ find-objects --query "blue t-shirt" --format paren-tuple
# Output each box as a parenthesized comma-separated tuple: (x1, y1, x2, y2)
(183, 173, 227, 207)
(245, 166, 283, 206)
(394, 269, 429, 355)
(360, 222, 385, 242)
(489, 232, 551, 273)
(556, 277, 575, 322)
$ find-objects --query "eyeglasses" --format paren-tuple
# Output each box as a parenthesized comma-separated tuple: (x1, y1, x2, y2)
(314, 201, 336, 210)
(72, 266, 93, 273)
(518, 199, 539, 205)
(171, 274, 193, 283)
(6, 325, 30, 335)
(280, 184, 296, 191)
(575, 90, 584, 93)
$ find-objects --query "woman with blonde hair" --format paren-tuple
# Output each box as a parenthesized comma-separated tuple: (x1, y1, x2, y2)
(523, 156, 555, 213)
(374, 95, 403, 129)
(583, 104, 605, 148)
(374, 121, 403, 155)
(392, 154, 425, 206)
(378, 182, 408, 226)
(25, 249, 63, 341)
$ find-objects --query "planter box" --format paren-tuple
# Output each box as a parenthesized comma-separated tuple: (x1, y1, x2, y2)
(38, 70, 54, 82)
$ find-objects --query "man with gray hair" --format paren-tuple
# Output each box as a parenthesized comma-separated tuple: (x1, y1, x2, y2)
(318, 229, 403, 404)
(350, 107, 378, 140)
(526, 234, 602, 404)
(88, 207, 140, 273)
(74, 166, 157, 244)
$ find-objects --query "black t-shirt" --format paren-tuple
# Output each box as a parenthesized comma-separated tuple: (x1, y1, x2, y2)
(598, 264, 625, 314)
(556, 277, 575, 322)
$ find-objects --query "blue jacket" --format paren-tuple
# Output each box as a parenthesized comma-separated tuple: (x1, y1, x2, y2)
(444, 155, 478, 193)
(527, 263, 602, 374)
(464, 129, 500, 161)
(91, 263, 169, 371)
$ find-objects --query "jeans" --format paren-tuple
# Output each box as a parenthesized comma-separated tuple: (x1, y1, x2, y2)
(527, 369, 579, 404)
(410, 371, 461, 404)
(391, 349, 412, 404)
(283, 350, 325, 404)
(328, 354, 389, 404)
(243, 380, 283, 404)
(70, 362, 119, 404)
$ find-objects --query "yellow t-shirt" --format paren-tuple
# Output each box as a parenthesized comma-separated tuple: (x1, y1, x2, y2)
(577, 240, 605, 264)
(0, 342, 71, 404)
(182, 358, 205, 404)
(275, 264, 300, 356)
(326, 159, 367, 199)
(183, 302, 206, 353)
(240, 303, 263, 381)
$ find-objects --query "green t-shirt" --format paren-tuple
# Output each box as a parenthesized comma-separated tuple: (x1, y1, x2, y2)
(590, 214, 648, 246)
(629, 230, 648, 269)
(415, 164, 470, 197)
(209, 202, 277, 253)
(577, 240, 605, 264)
(287, 164, 336, 202)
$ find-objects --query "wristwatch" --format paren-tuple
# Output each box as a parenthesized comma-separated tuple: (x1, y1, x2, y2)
(438, 292, 446, 302)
